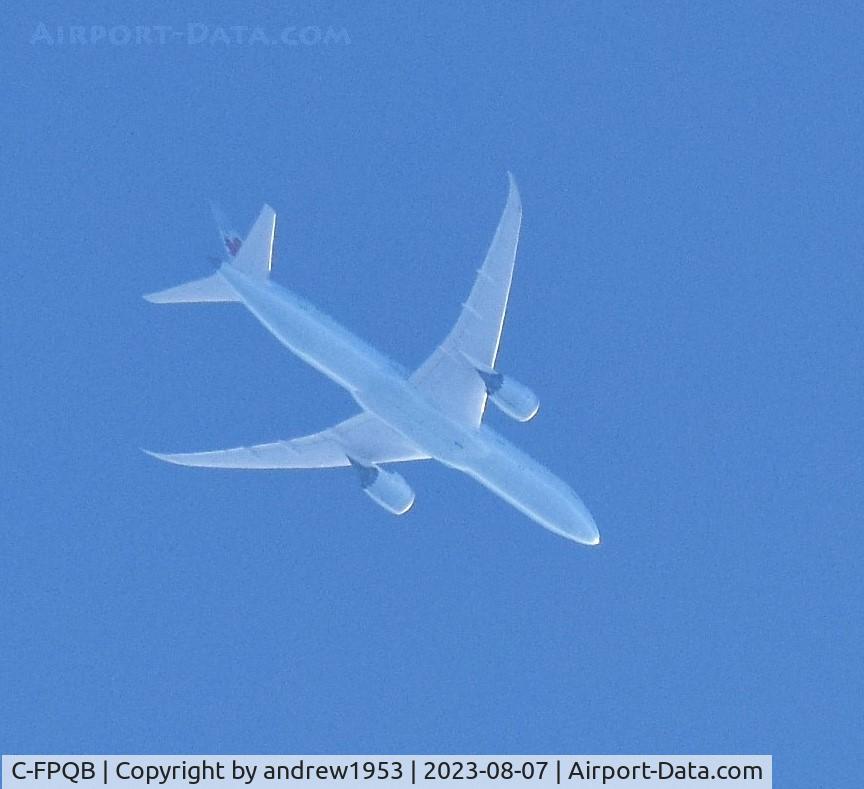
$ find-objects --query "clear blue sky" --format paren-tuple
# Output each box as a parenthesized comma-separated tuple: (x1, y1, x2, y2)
(2, 2, 861, 785)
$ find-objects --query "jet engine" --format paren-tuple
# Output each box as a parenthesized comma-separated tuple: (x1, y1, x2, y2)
(348, 457, 416, 515)
(477, 369, 540, 422)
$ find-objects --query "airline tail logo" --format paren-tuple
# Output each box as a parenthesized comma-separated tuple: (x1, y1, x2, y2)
(223, 235, 242, 256)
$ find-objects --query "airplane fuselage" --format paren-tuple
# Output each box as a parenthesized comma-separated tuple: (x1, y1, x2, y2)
(219, 264, 600, 545)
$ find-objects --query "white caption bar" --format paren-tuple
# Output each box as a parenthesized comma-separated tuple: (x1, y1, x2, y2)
(2, 756, 771, 789)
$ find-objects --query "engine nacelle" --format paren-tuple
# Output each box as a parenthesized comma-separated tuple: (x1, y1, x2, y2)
(348, 457, 415, 515)
(477, 369, 540, 422)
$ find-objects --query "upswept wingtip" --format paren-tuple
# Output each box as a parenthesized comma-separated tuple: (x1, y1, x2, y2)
(505, 171, 521, 208)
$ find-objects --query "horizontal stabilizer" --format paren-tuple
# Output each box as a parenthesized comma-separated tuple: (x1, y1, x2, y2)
(143, 272, 238, 304)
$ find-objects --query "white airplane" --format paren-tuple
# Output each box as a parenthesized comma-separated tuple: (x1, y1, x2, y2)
(145, 175, 600, 545)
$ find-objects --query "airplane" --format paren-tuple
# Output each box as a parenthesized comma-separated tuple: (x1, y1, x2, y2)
(144, 175, 600, 545)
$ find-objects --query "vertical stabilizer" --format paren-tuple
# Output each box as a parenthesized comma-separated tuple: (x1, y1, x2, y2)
(230, 204, 276, 278)
(144, 203, 276, 304)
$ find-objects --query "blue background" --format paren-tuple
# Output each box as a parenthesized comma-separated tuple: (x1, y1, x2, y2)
(2, 2, 861, 785)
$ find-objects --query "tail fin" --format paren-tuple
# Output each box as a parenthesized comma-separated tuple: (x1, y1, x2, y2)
(211, 203, 243, 258)
(230, 204, 276, 279)
(144, 204, 276, 304)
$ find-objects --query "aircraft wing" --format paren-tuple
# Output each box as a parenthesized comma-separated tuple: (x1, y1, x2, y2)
(410, 173, 522, 426)
(146, 412, 429, 469)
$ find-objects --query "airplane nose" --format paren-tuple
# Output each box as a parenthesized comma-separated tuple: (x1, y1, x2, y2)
(579, 521, 601, 546)
(571, 501, 601, 546)
(535, 488, 600, 546)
